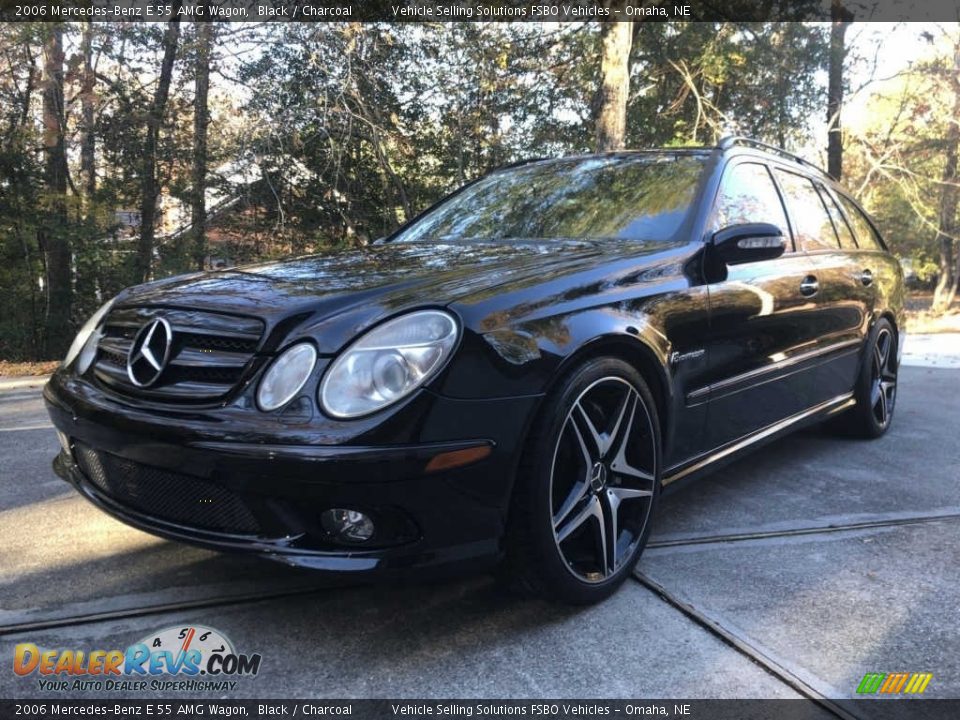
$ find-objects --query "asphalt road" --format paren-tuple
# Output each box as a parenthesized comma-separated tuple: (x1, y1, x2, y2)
(1, 336, 958, 711)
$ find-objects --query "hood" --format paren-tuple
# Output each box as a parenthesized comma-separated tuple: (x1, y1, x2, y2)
(117, 240, 676, 353)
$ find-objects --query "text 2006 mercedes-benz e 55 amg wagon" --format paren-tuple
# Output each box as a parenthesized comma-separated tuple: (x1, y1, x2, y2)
(46, 137, 904, 604)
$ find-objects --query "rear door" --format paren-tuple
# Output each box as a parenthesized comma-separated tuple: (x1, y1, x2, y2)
(835, 190, 893, 306)
(699, 161, 824, 451)
(834, 191, 905, 360)
(773, 169, 868, 406)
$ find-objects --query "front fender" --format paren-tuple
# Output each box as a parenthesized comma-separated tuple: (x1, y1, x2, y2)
(434, 305, 676, 403)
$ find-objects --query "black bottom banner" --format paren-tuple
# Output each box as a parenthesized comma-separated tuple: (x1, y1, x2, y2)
(3, 699, 960, 720)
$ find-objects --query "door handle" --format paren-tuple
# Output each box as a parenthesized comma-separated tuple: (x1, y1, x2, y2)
(860, 269, 873, 286)
(799, 275, 819, 297)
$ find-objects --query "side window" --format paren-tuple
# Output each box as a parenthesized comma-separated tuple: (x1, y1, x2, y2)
(712, 163, 790, 237)
(837, 195, 883, 251)
(818, 185, 858, 250)
(774, 170, 840, 252)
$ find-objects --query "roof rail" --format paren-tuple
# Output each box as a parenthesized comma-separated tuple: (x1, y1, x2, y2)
(717, 136, 832, 179)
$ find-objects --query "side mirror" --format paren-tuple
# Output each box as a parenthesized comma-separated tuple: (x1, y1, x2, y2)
(712, 223, 787, 265)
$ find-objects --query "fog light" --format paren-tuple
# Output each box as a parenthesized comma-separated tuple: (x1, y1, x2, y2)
(321, 508, 375, 543)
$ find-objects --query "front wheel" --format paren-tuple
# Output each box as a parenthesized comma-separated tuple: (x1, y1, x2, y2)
(502, 358, 661, 605)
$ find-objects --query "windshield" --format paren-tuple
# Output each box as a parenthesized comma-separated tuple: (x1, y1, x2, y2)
(392, 154, 706, 244)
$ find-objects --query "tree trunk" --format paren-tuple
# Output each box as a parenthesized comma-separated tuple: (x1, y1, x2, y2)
(948, 245, 960, 310)
(595, 18, 633, 152)
(40, 24, 72, 357)
(136, 10, 181, 283)
(932, 44, 960, 312)
(933, 224, 957, 312)
(80, 20, 96, 204)
(20, 43, 36, 128)
(191, 20, 213, 271)
(827, 0, 852, 180)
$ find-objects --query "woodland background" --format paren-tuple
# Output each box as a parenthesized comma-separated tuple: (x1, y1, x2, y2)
(3, 16, 960, 362)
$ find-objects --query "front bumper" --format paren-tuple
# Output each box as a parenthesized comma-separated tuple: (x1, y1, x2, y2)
(45, 373, 540, 578)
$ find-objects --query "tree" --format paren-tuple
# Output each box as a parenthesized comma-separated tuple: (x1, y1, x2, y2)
(842, 25, 960, 310)
(932, 41, 960, 311)
(0, 25, 46, 359)
(626, 22, 826, 149)
(0, 21, 945, 360)
(595, 18, 633, 151)
(40, 24, 71, 356)
(80, 20, 96, 204)
(827, 0, 853, 179)
(191, 20, 213, 271)
(136, 11, 181, 283)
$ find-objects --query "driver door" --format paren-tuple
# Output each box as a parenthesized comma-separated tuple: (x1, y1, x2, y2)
(700, 161, 821, 451)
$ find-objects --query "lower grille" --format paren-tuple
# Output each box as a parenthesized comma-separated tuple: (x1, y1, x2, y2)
(74, 444, 260, 534)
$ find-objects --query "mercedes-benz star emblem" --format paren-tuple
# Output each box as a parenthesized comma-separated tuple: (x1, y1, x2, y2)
(126, 317, 173, 388)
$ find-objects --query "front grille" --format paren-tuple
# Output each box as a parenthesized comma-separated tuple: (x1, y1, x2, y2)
(74, 443, 261, 534)
(91, 306, 264, 403)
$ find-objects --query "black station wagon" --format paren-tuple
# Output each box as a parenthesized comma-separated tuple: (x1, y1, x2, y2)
(46, 137, 904, 604)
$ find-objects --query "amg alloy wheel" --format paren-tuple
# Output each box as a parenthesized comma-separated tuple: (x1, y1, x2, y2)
(504, 358, 661, 604)
(869, 326, 898, 430)
(551, 377, 657, 583)
(830, 318, 899, 439)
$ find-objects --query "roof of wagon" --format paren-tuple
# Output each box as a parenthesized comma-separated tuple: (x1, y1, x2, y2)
(490, 148, 713, 172)
(497, 138, 833, 182)
(716, 135, 833, 181)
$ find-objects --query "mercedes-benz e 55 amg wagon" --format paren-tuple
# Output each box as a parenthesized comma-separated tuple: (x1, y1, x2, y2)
(46, 137, 904, 604)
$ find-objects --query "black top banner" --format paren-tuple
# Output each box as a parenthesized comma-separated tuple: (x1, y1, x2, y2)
(1, 0, 959, 23)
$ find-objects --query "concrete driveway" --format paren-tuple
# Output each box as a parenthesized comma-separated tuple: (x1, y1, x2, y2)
(1, 336, 957, 711)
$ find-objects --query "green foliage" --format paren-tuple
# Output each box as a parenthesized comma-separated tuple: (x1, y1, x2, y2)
(0, 21, 935, 359)
(627, 22, 827, 147)
(0, 148, 44, 360)
(841, 33, 960, 285)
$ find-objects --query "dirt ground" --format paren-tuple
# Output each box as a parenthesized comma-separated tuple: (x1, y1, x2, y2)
(0, 360, 60, 377)
(905, 293, 960, 333)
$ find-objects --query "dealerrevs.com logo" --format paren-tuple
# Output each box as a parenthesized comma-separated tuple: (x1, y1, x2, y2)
(13, 625, 262, 693)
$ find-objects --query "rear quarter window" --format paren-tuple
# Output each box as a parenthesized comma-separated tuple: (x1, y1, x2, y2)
(837, 194, 884, 251)
(818, 186, 859, 251)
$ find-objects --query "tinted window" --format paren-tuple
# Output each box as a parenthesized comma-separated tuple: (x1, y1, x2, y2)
(392, 155, 706, 244)
(837, 194, 883, 250)
(818, 185, 858, 250)
(775, 170, 840, 251)
(712, 163, 789, 236)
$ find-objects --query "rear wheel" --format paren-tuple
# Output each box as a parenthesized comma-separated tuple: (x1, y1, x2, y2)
(829, 318, 898, 438)
(503, 357, 661, 605)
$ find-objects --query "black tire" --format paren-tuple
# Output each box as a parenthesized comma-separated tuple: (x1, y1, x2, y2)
(501, 357, 661, 605)
(828, 318, 899, 439)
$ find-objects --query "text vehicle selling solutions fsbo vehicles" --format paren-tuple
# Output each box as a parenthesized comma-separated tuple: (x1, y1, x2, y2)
(46, 137, 904, 604)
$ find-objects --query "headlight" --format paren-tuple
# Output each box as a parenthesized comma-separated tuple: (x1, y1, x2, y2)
(319, 310, 459, 418)
(257, 342, 317, 411)
(62, 297, 116, 372)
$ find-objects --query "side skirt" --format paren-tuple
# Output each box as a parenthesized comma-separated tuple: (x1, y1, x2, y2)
(662, 392, 855, 489)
